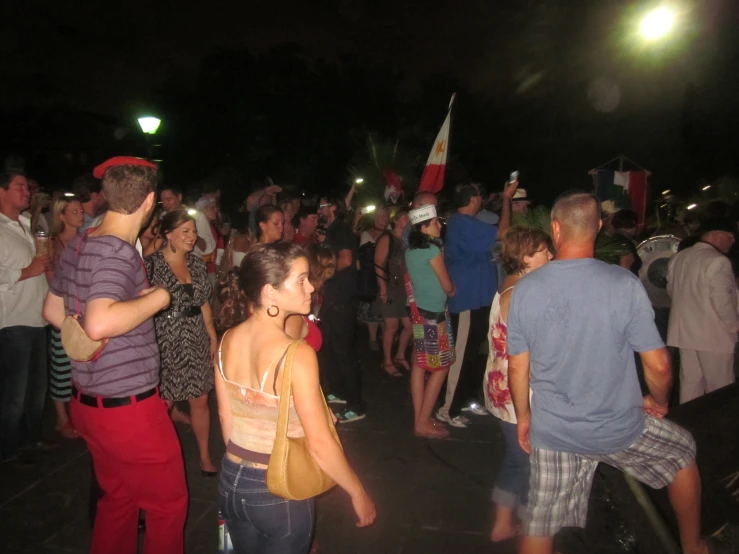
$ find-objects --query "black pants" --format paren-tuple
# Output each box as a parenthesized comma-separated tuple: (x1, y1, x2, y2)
(318, 300, 364, 413)
(448, 306, 490, 418)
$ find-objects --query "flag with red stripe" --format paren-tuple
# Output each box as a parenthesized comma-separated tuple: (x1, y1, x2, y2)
(418, 94, 455, 193)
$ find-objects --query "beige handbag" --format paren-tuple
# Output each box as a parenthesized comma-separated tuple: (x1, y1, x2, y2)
(61, 314, 107, 362)
(59, 230, 108, 362)
(266, 340, 341, 500)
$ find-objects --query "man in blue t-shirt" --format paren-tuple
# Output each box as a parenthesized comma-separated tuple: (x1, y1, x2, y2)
(507, 191, 709, 554)
(438, 181, 516, 428)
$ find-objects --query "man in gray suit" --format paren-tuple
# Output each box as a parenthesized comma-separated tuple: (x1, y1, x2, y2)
(667, 218, 739, 403)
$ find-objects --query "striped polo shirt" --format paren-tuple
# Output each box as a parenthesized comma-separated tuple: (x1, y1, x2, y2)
(50, 234, 160, 397)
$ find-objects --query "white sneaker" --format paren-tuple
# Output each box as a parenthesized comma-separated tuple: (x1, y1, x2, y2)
(462, 403, 489, 416)
(436, 410, 469, 428)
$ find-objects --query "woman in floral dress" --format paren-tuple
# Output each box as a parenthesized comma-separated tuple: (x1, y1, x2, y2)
(483, 226, 552, 542)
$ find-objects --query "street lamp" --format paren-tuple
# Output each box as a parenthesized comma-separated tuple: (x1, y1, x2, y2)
(137, 116, 161, 135)
(640, 6, 676, 41)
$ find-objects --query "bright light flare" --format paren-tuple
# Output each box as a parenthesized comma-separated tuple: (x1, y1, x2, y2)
(355, 177, 364, 184)
(687, 204, 697, 210)
(364, 205, 376, 213)
(640, 7, 676, 41)
(64, 192, 75, 197)
(702, 185, 711, 191)
(662, 189, 671, 195)
(138, 116, 161, 135)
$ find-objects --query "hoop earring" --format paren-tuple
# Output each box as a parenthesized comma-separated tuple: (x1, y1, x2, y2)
(266, 305, 280, 317)
(170, 243, 176, 253)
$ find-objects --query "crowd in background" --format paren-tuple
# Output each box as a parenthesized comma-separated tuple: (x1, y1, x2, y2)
(1, 158, 737, 554)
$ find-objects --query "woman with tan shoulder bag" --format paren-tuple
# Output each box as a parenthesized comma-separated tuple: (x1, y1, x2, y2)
(215, 242, 376, 553)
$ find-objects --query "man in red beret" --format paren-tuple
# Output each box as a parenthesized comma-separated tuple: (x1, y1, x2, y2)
(43, 157, 188, 554)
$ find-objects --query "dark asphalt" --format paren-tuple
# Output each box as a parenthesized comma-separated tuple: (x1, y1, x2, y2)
(0, 338, 514, 554)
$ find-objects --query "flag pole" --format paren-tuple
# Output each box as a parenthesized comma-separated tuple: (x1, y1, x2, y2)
(448, 93, 456, 111)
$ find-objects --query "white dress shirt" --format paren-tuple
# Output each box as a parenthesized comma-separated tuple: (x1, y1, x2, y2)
(0, 212, 49, 328)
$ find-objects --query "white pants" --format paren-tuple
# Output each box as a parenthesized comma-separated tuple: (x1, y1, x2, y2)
(678, 348, 735, 404)
(439, 311, 470, 417)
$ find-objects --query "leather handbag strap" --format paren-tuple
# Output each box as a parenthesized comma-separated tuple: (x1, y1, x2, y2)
(275, 340, 301, 440)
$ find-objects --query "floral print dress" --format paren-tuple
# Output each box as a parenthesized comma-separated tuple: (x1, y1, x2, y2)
(483, 287, 517, 423)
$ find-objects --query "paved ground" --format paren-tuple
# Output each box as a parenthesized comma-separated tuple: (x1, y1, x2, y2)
(0, 338, 516, 554)
(6, 333, 738, 554)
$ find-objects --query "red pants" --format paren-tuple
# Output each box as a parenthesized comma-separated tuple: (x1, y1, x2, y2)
(71, 391, 188, 554)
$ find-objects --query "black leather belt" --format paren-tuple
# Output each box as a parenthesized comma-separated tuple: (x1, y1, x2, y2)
(71, 385, 158, 408)
(161, 306, 201, 319)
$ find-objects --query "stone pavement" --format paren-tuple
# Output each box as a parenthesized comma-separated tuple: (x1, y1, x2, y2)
(0, 339, 517, 554)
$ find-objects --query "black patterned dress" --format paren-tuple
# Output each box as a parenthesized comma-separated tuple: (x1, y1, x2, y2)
(144, 251, 214, 401)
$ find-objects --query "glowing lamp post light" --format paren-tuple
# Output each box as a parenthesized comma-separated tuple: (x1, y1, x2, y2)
(640, 6, 676, 41)
(138, 116, 162, 162)
(137, 116, 161, 135)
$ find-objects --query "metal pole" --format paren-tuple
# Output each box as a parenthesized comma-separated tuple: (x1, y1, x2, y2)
(624, 474, 681, 554)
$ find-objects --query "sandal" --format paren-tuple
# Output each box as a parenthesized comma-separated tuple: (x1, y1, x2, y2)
(382, 362, 403, 378)
(414, 426, 450, 439)
(393, 357, 410, 371)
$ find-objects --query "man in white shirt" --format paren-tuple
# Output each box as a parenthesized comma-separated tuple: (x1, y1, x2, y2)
(667, 218, 739, 403)
(159, 185, 216, 258)
(0, 170, 51, 460)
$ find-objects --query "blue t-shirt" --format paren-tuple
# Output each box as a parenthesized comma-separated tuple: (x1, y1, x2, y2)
(444, 213, 498, 313)
(405, 244, 447, 313)
(506, 258, 664, 454)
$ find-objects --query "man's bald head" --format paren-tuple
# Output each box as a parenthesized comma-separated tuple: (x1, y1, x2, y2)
(412, 192, 437, 209)
(551, 191, 601, 243)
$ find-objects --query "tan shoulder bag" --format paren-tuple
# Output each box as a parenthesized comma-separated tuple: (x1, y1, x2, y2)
(266, 340, 341, 500)
(60, 231, 108, 362)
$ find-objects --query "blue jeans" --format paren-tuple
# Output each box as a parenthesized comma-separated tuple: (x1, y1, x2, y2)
(492, 420, 530, 511)
(218, 457, 314, 554)
(0, 325, 49, 459)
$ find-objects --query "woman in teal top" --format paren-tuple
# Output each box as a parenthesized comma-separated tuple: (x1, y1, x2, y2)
(404, 205, 456, 439)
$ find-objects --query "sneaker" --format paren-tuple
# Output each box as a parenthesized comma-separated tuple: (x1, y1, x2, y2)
(326, 394, 346, 405)
(436, 410, 469, 428)
(462, 403, 489, 416)
(337, 409, 366, 423)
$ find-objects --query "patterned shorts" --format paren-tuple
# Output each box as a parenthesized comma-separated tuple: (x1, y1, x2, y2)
(526, 416, 696, 537)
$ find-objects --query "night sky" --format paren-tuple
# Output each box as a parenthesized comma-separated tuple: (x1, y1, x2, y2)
(3, 0, 739, 202)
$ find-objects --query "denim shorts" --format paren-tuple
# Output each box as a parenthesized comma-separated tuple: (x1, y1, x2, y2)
(218, 456, 314, 553)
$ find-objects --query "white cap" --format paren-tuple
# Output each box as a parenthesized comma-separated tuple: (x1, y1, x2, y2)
(409, 204, 437, 225)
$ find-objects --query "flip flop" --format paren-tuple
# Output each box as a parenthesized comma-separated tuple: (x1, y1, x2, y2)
(414, 430, 450, 439)
(382, 362, 403, 378)
(414, 426, 450, 439)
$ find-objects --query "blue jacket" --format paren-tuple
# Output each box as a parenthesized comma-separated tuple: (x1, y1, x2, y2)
(444, 213, 498, 313)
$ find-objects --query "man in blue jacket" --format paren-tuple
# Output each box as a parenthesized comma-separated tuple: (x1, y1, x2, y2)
(438, 180, 517, 427)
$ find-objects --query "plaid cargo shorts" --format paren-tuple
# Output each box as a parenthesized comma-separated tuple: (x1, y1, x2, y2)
(526, 416, 696, 537)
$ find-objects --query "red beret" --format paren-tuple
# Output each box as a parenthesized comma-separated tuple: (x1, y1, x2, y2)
(93, 156, 158, 179)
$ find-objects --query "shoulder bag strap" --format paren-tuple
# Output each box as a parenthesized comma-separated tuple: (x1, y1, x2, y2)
(275, 340, 301, 440)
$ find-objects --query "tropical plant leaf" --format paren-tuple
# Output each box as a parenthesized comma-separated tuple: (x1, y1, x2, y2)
(347, 135, 423, 199)
(512, 205, 551, 233)
(594, 232, 634, 264)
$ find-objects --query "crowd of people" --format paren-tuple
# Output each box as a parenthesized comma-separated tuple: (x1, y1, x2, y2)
(0, 155, 736, 554)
